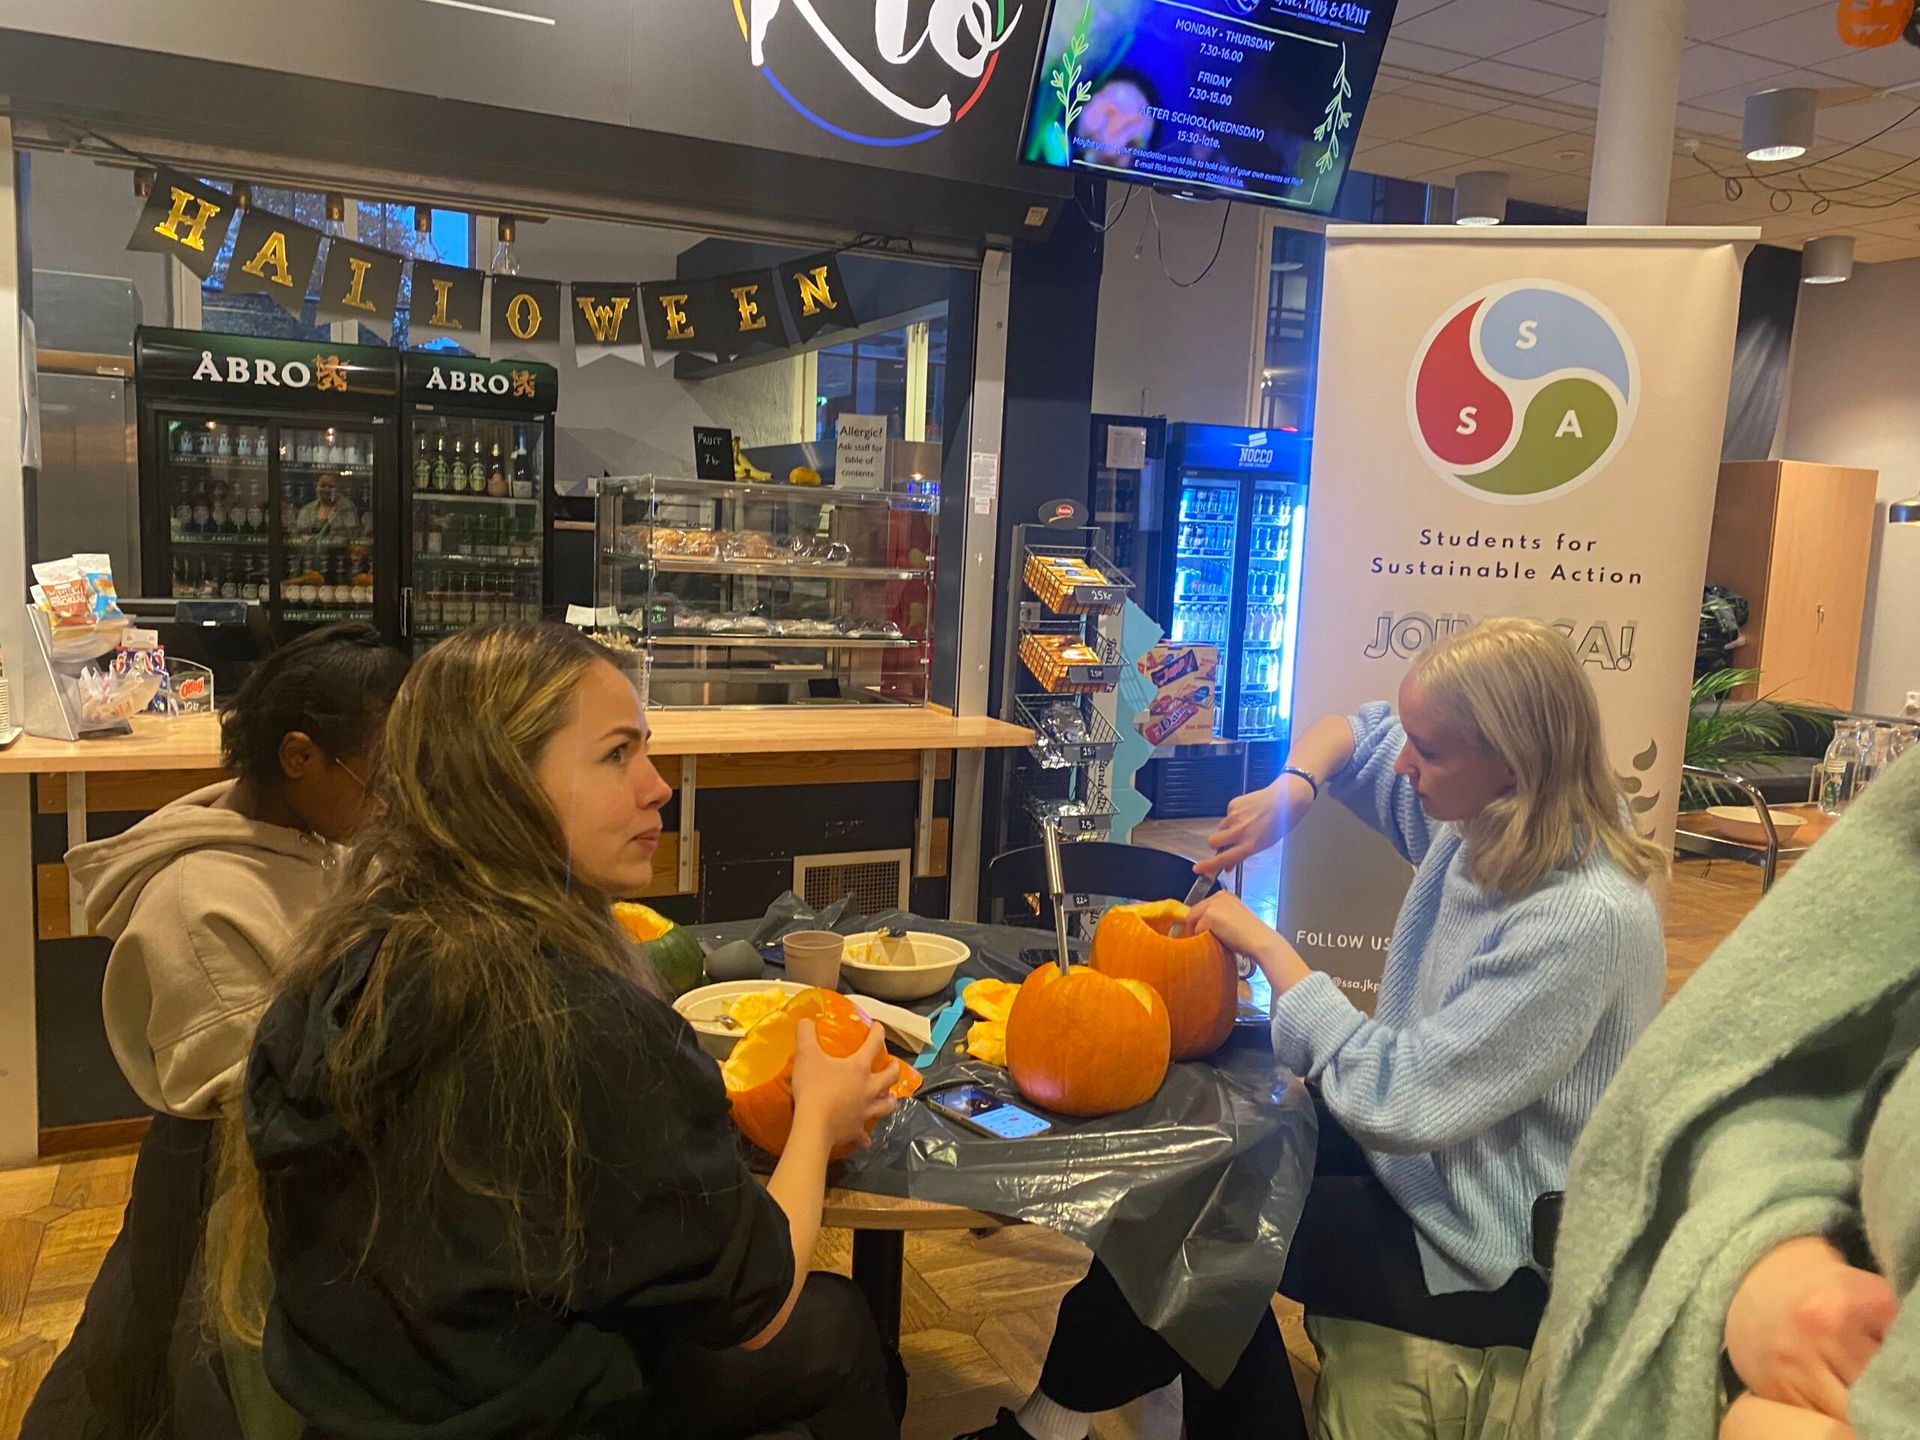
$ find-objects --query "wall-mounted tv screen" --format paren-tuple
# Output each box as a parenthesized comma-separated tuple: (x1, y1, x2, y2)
(1018, 0, 1399, 214)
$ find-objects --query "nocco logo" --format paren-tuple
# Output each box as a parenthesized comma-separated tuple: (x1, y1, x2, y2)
(739, 0, 1023, 146)
(191, 350, 349, 392)
(1408, 281, 1638, 505)
(1239, 432, 1275, 468)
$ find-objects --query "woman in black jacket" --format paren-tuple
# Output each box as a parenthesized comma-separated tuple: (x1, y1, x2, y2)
(216, 622, 902, 1439)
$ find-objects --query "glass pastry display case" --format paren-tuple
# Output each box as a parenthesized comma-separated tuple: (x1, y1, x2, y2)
(596, 474, 937, 707)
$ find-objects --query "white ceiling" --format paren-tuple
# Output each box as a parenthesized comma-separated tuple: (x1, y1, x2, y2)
(1354, 0, 1920, 263)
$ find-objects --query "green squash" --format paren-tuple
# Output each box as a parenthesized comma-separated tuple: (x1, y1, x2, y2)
(613, 902, 705, 995)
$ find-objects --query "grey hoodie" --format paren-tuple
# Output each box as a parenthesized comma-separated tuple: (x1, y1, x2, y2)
(65, 782, 342, 1118)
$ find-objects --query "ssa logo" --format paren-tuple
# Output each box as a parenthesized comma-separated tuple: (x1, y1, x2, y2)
(1407, 281, 1637, 505)
(738, 0, 1023, 147)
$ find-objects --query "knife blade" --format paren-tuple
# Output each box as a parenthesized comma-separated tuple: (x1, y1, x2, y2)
(1169, 855, 1222, 936)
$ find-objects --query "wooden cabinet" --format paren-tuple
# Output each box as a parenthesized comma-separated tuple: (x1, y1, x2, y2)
(1706, 460, 1878, 709)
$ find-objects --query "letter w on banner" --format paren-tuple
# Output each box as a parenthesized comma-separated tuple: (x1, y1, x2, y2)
(570, 281, 645, 367)
(1275, 226, 1754, 1009)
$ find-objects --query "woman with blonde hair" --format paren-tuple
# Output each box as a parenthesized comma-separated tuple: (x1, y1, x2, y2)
(220, 622, 903, 1439)
(957, 617, 1667, 1440)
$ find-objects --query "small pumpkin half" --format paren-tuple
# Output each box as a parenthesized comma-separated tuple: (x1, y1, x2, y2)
(613, 901, 705, 996)
(1006, 964, 1171, 1118)
(1089, 899, 1237, 1060)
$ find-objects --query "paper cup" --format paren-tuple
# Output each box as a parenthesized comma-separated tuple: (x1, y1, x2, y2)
(781, 930, 844, 990)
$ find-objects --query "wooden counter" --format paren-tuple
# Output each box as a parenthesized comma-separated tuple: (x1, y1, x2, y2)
(0, 707, 1031, 774)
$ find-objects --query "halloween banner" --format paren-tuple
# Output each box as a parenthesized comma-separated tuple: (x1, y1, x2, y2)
(222, 208, 325, 317)
(409, 261, 486, 350)
(569, 281, 644, 367)
(778, 251, 853, 344)
(126, 169, 236, 279)
(490, 276, 564, 356)
(121, 175, 857, 362)
(317, 238, 405, 337)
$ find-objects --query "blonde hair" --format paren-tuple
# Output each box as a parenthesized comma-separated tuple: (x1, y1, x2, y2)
(1409, 617, 1667, 899)
(214, 622, 654, 1344)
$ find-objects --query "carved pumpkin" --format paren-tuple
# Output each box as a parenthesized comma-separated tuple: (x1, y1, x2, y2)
(1837, 0, 1914, 47)
(1006, 964, 1171, 1118)
(1089, 900, 1238, 1060)
(721, 987, 921, 1158)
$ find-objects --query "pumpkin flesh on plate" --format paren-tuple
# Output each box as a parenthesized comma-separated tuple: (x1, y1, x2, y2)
(1089, 899, 1237, 1060)
(721, 987, 921, 1158)
(1006, 964, 1171, 1118)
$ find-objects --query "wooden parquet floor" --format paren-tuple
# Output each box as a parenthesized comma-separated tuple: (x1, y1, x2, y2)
(0, 856, 1765, 1440)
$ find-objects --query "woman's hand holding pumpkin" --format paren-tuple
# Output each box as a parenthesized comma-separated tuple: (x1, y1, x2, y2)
(1187, 892, 1311, 996)
(1725, 1235, 1899, 1422)
(789, 1018, 899, 1154)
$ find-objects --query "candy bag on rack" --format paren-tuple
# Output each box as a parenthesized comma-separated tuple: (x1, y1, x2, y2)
(113, 628, 169, 715)
(76, 554, 127, 628)
(32, 559, 93, 633)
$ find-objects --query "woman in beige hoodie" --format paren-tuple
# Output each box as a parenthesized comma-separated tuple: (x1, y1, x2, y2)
(23, 622, 407, 1440)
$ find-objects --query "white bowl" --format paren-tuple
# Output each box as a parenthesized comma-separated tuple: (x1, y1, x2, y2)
(838, 930, 971, 1003)
(674, 979, 809, 1060)
(1706, 805, 1810, 845)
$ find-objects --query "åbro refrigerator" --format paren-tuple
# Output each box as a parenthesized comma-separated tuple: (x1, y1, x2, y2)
(399, 353, 557, 654)
(135, 327, 400, 640)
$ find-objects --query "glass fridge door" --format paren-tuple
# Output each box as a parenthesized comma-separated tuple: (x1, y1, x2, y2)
(158, 412, 274, 604)
(1243, 478, 1307, 741)
(275, 422, 379, 625)
(406, 414, 544, 651)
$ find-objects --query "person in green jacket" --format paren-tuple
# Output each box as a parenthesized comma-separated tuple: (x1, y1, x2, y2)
(1518, 749, 1920, 1440)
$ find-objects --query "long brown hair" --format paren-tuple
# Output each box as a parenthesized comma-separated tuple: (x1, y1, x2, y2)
(216, 622, 653, 1340)
(1411, 617, 1668, 898)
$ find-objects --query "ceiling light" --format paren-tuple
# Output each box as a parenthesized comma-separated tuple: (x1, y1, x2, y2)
(1890, 493, 1920, 524)
(132, 167, 154, 198)
(1453, 170, 1508, 226)
(1744, 88, 1816, 163)
(490, 214, 521, 276)
(324, 192, 346, 223)
(414, 205, 433, 235)
(1802, 234, 1855, 284)
(232, 181, 252, 212)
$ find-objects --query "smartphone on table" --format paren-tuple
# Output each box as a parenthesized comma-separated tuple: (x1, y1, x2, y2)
(922, 1081, 1054, 1139)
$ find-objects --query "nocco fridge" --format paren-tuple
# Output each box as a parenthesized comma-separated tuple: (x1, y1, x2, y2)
(399, 353, 557, 654)
(136, 327, 400, 639)
(1154, 423, 1310, 814)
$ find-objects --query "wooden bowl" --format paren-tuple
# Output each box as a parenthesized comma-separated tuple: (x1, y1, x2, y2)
(1706, 805, 1810, 845)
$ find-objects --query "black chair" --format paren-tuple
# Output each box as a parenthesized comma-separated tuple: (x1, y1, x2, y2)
(1532, 1191, 1563, 1272)
(985, 841, 1206, 928)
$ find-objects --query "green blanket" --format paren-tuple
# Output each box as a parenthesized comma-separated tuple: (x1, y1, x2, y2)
(1519, 755, 1920, 1440)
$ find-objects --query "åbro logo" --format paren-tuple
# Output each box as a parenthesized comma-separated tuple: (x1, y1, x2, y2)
(736, 0, 1021, 148)
(1407, 281, 1638, 505)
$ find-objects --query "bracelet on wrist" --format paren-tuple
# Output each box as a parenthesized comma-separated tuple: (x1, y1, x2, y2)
(1281, 765, 1321, 800)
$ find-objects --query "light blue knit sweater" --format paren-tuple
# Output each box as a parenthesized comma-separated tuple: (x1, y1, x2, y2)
(1272, 703, 1665, 1296)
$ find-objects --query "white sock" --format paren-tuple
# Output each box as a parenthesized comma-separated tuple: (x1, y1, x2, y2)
(1015, 1391, 1092, 1440)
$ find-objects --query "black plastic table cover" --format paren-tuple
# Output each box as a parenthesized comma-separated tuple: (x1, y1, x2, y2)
(691, 897, 1319, 1388)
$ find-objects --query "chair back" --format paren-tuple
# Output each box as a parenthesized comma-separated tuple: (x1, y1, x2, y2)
(985, 841, 1204, 928)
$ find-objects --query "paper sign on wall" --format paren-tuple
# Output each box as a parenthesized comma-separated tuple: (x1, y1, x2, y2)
(969, 451, 1000, 514)
(835, 413, 888, 491)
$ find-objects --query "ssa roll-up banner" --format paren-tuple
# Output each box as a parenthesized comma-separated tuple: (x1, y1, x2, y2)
(1278, 226, 1754, 1008)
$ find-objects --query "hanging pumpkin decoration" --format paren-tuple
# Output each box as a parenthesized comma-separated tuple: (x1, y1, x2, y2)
(1089, 900, 1238, 1060)
(1837, 0, 1914, 48)
(722, 987, 922, 1158)
(1006, 964, 1171, 1118)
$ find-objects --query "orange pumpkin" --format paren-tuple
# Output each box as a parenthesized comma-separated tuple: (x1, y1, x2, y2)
(721, 987, 922, 1158)
(1089, 900, 1238, 1060)
(1006, 964, 1171, 1118)
(1837, 0, 1914, 47)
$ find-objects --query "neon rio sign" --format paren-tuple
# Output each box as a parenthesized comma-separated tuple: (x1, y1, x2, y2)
(737, 0, 1023, 147)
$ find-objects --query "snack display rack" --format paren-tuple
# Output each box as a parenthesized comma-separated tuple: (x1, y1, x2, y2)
(999, 523, 1131, 847)
(595, 474, 937, 708)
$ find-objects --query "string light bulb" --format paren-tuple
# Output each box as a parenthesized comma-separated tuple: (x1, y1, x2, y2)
(490, 214, 521, 276)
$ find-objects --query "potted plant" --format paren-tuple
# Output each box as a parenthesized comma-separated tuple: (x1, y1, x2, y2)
(1683, 667, 1829, 809)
